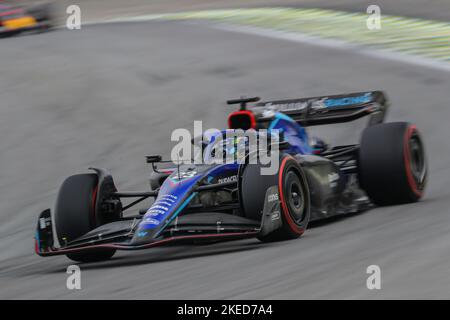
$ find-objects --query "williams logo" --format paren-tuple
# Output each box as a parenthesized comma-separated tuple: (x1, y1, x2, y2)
(268, 193, 279, 203)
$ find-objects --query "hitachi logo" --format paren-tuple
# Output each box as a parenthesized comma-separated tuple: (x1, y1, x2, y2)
(218, 175, 237, 184)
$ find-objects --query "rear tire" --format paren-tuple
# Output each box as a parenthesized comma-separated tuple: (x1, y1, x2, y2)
(54, 174, 116, 262)
(240, 155, 310, 242)
(359, 122, 427, 205)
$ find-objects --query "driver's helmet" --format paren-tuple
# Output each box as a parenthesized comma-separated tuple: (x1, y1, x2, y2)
(200, 129, 280, 164)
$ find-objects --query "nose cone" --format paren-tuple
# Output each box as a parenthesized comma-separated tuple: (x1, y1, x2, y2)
(131, 172, 202, 244)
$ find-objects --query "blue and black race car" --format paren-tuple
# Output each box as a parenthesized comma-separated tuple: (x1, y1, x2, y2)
(35, 91, 427, 262)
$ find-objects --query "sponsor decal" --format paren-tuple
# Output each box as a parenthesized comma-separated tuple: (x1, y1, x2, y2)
(157, 201, 173, 206)
(137, 231, 148, 237)
(143, 217, 160, 225)
(267, 192, 279, 203)
(328, 172, 340, 188)
(264, 101, 307, 112)
(271, 211, 280, 221)
(160, 194, 177, 202)
(324, 93, 372, 107)
(262, 109, 276, 118)
(218, 175, 237, 184)
(146, 209, 166, 216)
(310, 98, 328, 111)
(170, 169, 198, 182)
(151, 205, 168, 211)
(144, 194, 178, 219)
(39, 218, 46, 229)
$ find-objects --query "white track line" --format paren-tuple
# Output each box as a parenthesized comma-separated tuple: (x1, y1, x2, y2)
(85, 16, 450, 73)
(212, 23, 450, 73)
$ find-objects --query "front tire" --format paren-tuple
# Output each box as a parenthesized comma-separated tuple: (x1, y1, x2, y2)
(54, 174, 116, 262)
(359, 122, 427, 205)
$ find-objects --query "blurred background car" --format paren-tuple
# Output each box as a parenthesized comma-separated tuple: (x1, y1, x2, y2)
(0, 1, 54, 37)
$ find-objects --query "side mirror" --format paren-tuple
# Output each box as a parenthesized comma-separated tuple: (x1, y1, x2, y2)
(146, 155, 162, 163)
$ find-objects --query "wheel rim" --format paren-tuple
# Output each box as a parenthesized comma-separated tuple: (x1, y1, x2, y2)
(284, 170, 306, 223)
(408, 132, 426, 188)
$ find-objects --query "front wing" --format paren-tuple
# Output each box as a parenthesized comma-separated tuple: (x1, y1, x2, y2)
(35, 201, 283, 257)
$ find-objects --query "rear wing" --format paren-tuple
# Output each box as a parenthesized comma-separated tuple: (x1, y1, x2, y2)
(256, 91, 388, 127)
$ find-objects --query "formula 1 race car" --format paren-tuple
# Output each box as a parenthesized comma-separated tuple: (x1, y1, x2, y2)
(35, 91, 427, 262)
(0, 2, 53, 37)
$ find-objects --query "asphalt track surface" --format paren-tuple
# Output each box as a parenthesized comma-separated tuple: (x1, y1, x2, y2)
(1, 20, 450, 299)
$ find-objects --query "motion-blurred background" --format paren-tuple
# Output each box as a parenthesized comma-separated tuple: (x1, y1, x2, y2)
(14, 0, 450, 21)
(1, 0, 449, 299)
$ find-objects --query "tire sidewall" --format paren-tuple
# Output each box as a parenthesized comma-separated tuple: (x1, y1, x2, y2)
(359, 122, 427, 205)
(277, 156, 310, 237)
(239, 154, 310, 241)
